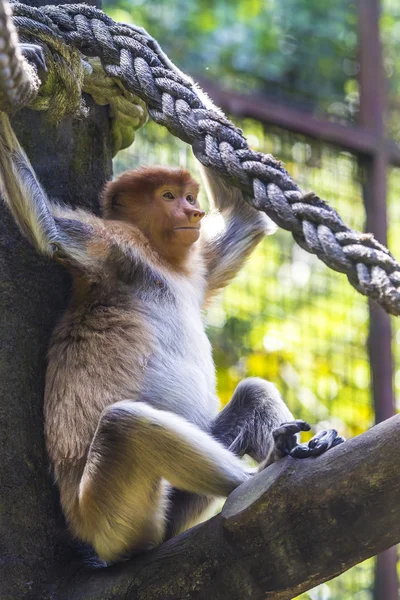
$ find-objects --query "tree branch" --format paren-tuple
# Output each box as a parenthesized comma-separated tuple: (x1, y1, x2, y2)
(58, 414, 400, 600)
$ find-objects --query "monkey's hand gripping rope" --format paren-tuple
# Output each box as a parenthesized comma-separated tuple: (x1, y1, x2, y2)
(1, 0, 400, 316)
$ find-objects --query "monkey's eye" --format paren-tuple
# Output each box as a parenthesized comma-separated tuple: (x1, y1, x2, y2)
(186, 194, 195, 204)
(162, 191, 175, 200)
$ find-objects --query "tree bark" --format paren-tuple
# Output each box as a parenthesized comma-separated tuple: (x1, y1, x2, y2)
(0, 51, 113, 600)
(0, 0, 111, 597)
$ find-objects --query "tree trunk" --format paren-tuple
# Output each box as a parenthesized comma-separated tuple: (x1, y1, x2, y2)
(0, 2, 113, 592)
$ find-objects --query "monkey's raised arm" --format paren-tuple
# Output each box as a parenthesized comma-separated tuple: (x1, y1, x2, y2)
(0, 112, 116, 274)
(0, 112, 62, 257)
(200, 166, 276, 300)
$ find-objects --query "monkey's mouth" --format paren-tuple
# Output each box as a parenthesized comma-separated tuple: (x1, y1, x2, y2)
(174, 226, 201, 230)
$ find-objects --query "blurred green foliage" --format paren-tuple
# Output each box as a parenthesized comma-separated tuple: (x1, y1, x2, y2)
(106, 0, 400, 597)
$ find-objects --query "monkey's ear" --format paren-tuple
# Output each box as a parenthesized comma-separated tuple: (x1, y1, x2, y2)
(100, 185, 121, 218)
(112, 193, 123, 208)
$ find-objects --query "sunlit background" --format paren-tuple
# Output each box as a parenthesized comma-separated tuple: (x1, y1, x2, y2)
(105, 1, 400, 597)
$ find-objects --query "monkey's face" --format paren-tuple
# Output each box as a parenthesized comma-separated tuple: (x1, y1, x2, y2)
(148, 183, 205, 249)
(102, 167, 204, 262)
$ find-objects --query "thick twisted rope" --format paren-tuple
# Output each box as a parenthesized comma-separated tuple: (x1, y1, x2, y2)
(0, 0, 147, 151)
(83, 57, 147, 155)
(3, 1, 400, 315)
(0, 0, 39, 110)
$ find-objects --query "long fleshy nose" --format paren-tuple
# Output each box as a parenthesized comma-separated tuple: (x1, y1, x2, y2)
(184, 205, 205, 223)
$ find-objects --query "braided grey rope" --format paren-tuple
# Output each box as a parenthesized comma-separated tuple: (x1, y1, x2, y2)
(0, 0, 147, 151)
(0, 0, 39, 110)
(4, 1, 400, 315)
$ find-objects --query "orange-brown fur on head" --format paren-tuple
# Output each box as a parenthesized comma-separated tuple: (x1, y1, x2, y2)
(101, 166, 200, 219)
(101, 166, 203, 268)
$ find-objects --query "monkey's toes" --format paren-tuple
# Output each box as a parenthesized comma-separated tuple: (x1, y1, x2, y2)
(290, 429, 345, 458)
(272, 420, 311, 456)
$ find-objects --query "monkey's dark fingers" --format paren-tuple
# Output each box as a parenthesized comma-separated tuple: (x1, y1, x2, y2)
(273, 420, 311, 457)
(272, 420, 311, 440)
(20, 43, 47, 72)
(290, 429, 345, 458)
(308, 429, 328, 448)
(288, 443, 312, 458)
(331, 435, 346, 448)
(307, 429, 338, 456)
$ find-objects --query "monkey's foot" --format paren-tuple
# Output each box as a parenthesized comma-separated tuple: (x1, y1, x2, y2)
(272, 420, 311, 460)
(272, 420, 345, 461)
(290, 429, 345, 458)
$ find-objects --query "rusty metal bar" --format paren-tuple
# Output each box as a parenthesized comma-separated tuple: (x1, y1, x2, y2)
(357, 0, 398, 598)
(358, 0, 395, 432)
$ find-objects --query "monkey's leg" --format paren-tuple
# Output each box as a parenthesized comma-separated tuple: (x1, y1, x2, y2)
(166, 377, 292, 538)
(167, 379, 346, 539)
(212, 377, 294, 461)
(165, 489, 212, 539)
(214, 377, 344, 468)
(78, 401, 252, 562)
